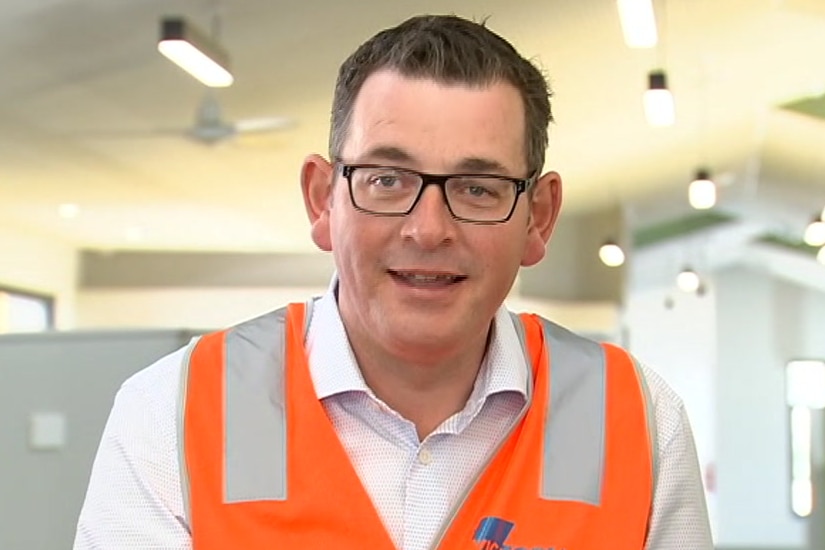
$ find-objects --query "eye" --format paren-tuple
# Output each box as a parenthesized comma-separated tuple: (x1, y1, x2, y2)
(455, 179, 502, 199)
(371, 174, 401, 188)
(466, 185, 494, 197)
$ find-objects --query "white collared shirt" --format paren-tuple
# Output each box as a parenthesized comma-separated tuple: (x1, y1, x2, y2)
(74, 289, 713, 549)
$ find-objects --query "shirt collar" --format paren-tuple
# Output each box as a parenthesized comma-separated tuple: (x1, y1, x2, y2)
(305, 279, 530, 402)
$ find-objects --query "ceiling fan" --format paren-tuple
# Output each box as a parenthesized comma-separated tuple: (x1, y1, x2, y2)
(181, 90, 295, 145)
(69, 90, 295, 146)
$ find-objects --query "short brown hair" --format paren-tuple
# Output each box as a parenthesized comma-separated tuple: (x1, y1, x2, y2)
(329, 14, 553, 176)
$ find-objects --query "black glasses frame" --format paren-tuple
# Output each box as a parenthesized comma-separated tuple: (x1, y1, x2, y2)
(337, 163, 534, 224)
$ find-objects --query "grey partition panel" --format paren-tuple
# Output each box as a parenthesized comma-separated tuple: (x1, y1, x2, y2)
(0, 329, 200, 550)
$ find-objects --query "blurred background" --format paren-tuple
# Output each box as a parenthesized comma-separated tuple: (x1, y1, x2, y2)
(1, 0, 824, 548)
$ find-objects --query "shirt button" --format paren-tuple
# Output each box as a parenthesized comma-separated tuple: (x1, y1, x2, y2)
(418, 447, 432, 465)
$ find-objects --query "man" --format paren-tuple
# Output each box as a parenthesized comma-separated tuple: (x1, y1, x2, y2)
(74, 14, 713, 550)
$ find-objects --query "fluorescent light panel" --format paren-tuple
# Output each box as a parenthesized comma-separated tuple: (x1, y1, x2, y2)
(617, 0, 658, 48)
(158, 17, 233, 88)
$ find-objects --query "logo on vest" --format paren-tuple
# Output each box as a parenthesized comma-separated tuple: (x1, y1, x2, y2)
(473, 516, 564, 550)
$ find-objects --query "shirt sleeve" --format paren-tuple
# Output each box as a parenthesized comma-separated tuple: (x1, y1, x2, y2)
(642, 365, 714, 549)
(73, 349, 192, 550)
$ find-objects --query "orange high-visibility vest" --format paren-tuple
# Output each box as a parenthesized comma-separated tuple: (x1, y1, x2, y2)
(180, 302, 655, 549)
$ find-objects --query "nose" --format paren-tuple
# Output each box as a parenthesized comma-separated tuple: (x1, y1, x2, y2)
(399, 184, 457, 249)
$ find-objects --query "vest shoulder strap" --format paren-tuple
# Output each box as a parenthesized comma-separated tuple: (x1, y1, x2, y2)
(509, 313, 659, 500)
(177, 305, 293, 529)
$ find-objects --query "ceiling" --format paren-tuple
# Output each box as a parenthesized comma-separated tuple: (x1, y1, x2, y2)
(2, 0, 825, 258)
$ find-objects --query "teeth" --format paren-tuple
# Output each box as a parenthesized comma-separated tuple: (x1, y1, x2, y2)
(396, 272, 459, 282)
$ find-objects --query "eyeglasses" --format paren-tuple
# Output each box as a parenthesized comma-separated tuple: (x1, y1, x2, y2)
(337, 163, 534, 224)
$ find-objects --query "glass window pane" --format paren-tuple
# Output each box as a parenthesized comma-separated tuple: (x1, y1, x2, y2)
(787, 360, 825, 409)
(8, 294, 50, 332)
(0, 288, 53, 334)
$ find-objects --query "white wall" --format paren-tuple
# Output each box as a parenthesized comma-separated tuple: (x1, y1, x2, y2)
(0, 226, 77, 329)
(74, 287, 330, 330)
(800, 288, 825, 360)
(715, 267, 808, 547)
(624, 284, 718, 536)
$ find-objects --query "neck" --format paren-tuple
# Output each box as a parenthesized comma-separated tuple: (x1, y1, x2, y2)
(347, 326, 491, 441)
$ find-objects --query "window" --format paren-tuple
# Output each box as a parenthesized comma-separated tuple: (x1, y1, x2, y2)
(0, 287, 54, 333)
(786, 359, 825, 517)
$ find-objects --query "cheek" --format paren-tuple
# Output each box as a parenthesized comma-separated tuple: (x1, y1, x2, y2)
(473, 232, 524, 276)
(331, 212, 381, 265)
(477, 232, 528, 278)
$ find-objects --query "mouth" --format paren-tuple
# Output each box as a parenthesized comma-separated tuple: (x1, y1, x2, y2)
(388, 269, 467, 287)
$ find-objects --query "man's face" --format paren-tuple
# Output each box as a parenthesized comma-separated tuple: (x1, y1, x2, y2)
(303, 69, 560, 361)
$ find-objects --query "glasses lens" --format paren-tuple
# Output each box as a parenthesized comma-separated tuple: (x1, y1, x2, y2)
(350, 167, 421, 213)
(445, 177, 517, 221)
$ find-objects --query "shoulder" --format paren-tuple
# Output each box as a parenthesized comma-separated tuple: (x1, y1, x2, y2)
(599, 340, 688, 447)
(520, 312, 689, 447)
(512, 313, 687, 429)
(104, 338, 210, 442)
(97, 343, 194, 487)
(633, 358, 691, 450)
(118, 343, 191, 407)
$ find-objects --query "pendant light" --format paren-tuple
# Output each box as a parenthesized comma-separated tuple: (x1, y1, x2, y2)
(804, 215, 825, 247)
(644, 70, 675, 127)
(676, 266, 701, 293)
(688, 168, 716, 210)
(599, 240, 626, 267)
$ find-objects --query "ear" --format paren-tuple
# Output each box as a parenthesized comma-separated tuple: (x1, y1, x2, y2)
(300, 154, 335, 252)
(521, 170, 563, 267)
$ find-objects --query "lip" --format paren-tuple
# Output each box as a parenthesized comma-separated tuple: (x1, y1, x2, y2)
(387, 269, 468, 293)
(388, 268, 467, 279)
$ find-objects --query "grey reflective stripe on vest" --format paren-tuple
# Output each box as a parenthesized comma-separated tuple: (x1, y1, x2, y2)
(223, 307, 290, 502)
(538, 319, 608, 504)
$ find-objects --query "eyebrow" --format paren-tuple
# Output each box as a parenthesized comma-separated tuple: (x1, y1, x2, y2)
(453, 157, 510, 174)
(358, 145, 512, 175)
(359, 145, 414, 165)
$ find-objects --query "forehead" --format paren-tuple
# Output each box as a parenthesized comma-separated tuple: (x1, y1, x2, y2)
(342, 70, 527, 175)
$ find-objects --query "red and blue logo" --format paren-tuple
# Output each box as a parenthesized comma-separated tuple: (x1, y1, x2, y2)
(473, 516, 564, 550)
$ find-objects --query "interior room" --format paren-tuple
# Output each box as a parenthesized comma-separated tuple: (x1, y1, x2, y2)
(1, 0, 824, 548)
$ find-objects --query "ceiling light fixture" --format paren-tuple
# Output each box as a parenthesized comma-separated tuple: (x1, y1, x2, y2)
(599, 240, 626, 267)
(125, 226, 144, 242)
(688, 168, 716, 210)
(616, 0, 658, 48)
(644, 70, 675, 127)
(158, 16, 234, 88)
(58, 203, 80, 219)
(676, 266, 701, 293)
(804, 216, 825, 247)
